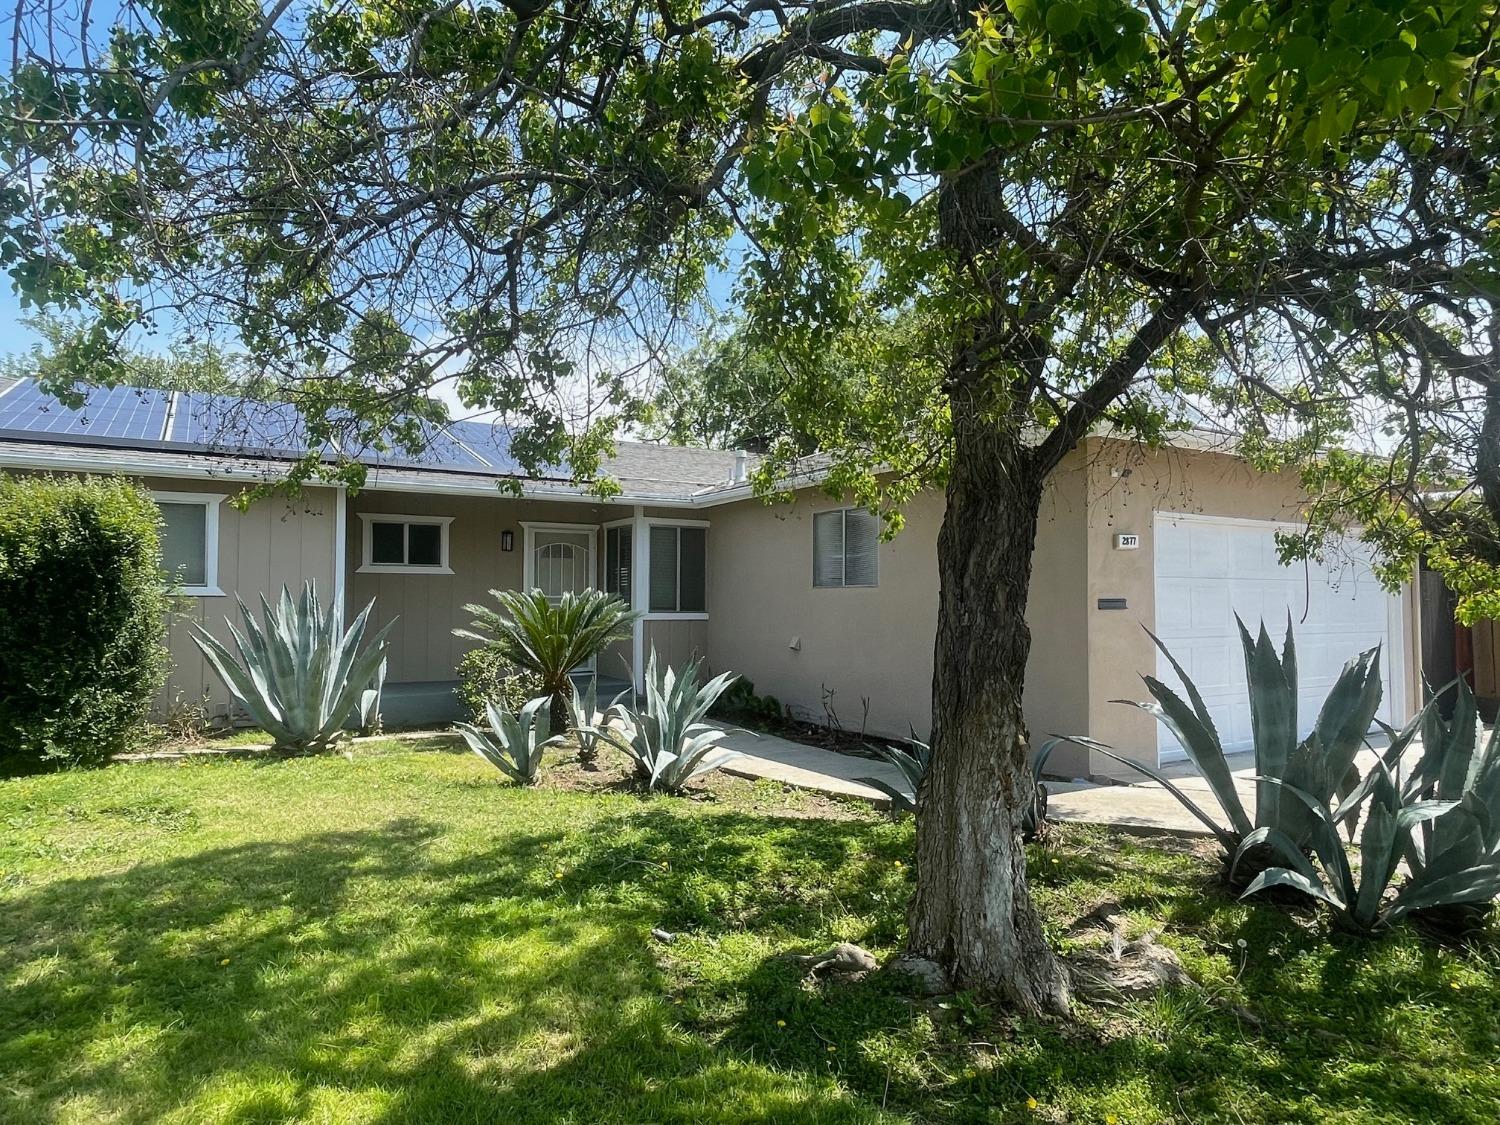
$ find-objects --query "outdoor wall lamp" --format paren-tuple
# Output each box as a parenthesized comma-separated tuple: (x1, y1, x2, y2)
(501, 530, 515, 552)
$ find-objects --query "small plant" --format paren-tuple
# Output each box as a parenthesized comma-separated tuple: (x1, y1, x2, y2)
(192, 582, 394, 754)
(455, 589, 637, 730)
(456, 644, 545, 723)
(565, 676, 631, 770)
(868, 736, 1050, 840)
(711, 677, 784, 728)
(857, 738, 930, 814)
(456, 696, 559, 786)
(358, 659, 388, 736)
(596, 649, 745, 794)
(1049, 616, 1383, 866)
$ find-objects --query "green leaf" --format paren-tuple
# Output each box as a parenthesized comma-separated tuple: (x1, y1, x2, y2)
(1045, 2, 1083, 37)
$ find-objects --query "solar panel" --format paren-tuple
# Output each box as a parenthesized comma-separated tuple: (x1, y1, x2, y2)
(169, 392, 314, 456)
(445, 418, 528, 474)
(0, 379, 170, 443)
(353, 419, 493, 471)
(0, 376, 560, 479)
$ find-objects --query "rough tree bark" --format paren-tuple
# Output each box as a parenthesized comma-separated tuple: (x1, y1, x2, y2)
(905, 385, 1072, 1017)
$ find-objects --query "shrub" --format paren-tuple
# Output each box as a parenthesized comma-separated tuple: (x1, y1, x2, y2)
(0, 475, 172, 768)
(456, 644, 545, 723)
(454, 588, 636, 730)
(594, 649, 744, 794)
(710, 677, 784, 728)
(192, 582, 393, 754)
(864, 735, 1049, 840)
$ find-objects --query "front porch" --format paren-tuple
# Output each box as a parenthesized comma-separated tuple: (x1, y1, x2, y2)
(341, 488, 709, 725)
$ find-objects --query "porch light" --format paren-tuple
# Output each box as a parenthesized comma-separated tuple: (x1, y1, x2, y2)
(501, 529, 514, 552)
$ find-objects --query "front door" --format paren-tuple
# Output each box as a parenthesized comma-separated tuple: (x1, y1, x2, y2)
(523, 524, 599, 669)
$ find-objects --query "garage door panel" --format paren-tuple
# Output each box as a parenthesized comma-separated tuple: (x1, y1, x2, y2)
(1153, 515, 1400, 763)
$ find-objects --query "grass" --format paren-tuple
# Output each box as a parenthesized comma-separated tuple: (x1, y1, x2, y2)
(2, 739, 1497, 1123)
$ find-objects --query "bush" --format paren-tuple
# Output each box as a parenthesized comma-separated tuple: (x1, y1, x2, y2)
(0, 475, 172, 769)
(456, 644, 545, 723)
(710, 677, 784, 728)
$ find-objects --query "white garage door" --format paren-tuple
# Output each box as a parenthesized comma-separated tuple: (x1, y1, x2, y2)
(1152, 513, 1404, 764)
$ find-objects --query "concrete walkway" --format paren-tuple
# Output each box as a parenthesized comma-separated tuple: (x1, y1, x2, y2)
(721, 725, 1417, 838)
(718, 724, 1242, 837)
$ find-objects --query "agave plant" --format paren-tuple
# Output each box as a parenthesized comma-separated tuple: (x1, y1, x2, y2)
(564, 676, 631, 770)
(1233, 766, 1461, 933)
(595, 649, 746, 794)
(1049, 616, 1384, 862)
(192, 582, 394, 754)
(456, 696, 560, 786)
(1391, 679, 1500, 925)
(357, 658, 388, 736)
(455, 589, 636, 730)
(857, 737, 931, 814)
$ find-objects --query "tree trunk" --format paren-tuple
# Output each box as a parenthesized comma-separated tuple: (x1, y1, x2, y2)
(905, 403, 1071, 1017)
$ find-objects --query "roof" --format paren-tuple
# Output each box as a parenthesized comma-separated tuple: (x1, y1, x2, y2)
(0, 377, 754, 504)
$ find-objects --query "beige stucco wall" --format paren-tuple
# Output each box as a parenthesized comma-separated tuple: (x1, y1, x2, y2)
(702, 440, 1423, 779)
(147, 478, 339, 718)
(702, 461, 1089, 745)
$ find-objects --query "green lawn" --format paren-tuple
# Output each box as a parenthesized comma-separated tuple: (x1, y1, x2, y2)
(2, 741, 1497, 1124)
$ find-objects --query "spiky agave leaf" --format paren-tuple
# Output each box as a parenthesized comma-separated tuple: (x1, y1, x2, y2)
(192, 581, 393, 753)
(590, 649, 747, 794)
(456, 695, 559, 785)
(856, 738, 930, 813)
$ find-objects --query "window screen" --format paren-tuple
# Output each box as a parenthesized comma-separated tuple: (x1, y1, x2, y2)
(159, 502, 208, 587)
(813, 508, 878, 587)
(649, 525, 679, 612)
(370, 521, 406, 564)
(407, 523, 442, 567)
(679, 527, 706, 612)
(647, 525, 707, 612)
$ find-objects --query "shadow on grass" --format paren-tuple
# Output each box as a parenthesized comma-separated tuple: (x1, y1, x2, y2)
(2, 805, 1496, 1124)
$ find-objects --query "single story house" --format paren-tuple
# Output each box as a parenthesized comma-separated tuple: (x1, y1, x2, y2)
(0, 375, 1424, 779)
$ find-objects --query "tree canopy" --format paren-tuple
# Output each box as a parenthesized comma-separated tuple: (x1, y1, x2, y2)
(4, 0, 1497, 1013)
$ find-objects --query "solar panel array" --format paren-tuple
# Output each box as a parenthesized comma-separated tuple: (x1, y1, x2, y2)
(0, 378, 537, 477)
(0, 380, 171, 445)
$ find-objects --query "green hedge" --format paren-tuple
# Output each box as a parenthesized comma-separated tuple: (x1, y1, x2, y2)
(455, 644, 545, 724)
(0, 475, 173, 769)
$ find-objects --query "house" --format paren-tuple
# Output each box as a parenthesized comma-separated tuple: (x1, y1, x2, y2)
(0, 375, 1424, 779)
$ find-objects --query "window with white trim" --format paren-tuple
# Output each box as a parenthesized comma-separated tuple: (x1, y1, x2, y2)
(359, 515, 453, 573)
(648, 525, 706, 613)
(153, 491, 223, 596)
(813, 508, 879, 588)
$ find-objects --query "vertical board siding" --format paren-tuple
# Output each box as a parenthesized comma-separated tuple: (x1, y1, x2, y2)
(148, 480, 337, 719)
(643, 618, 708, 674)
(345, 492, 635, 684)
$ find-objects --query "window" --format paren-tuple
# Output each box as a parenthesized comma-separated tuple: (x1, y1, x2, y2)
(813, 508, 879, 588)
(153, 491, 223, 596)
(604, 525, 632, 596)
(648, 525, 706, 613)
(358, 515, 453, 573)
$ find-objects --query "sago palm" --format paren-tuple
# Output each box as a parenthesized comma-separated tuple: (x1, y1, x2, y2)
(455, 588, 636, 729)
